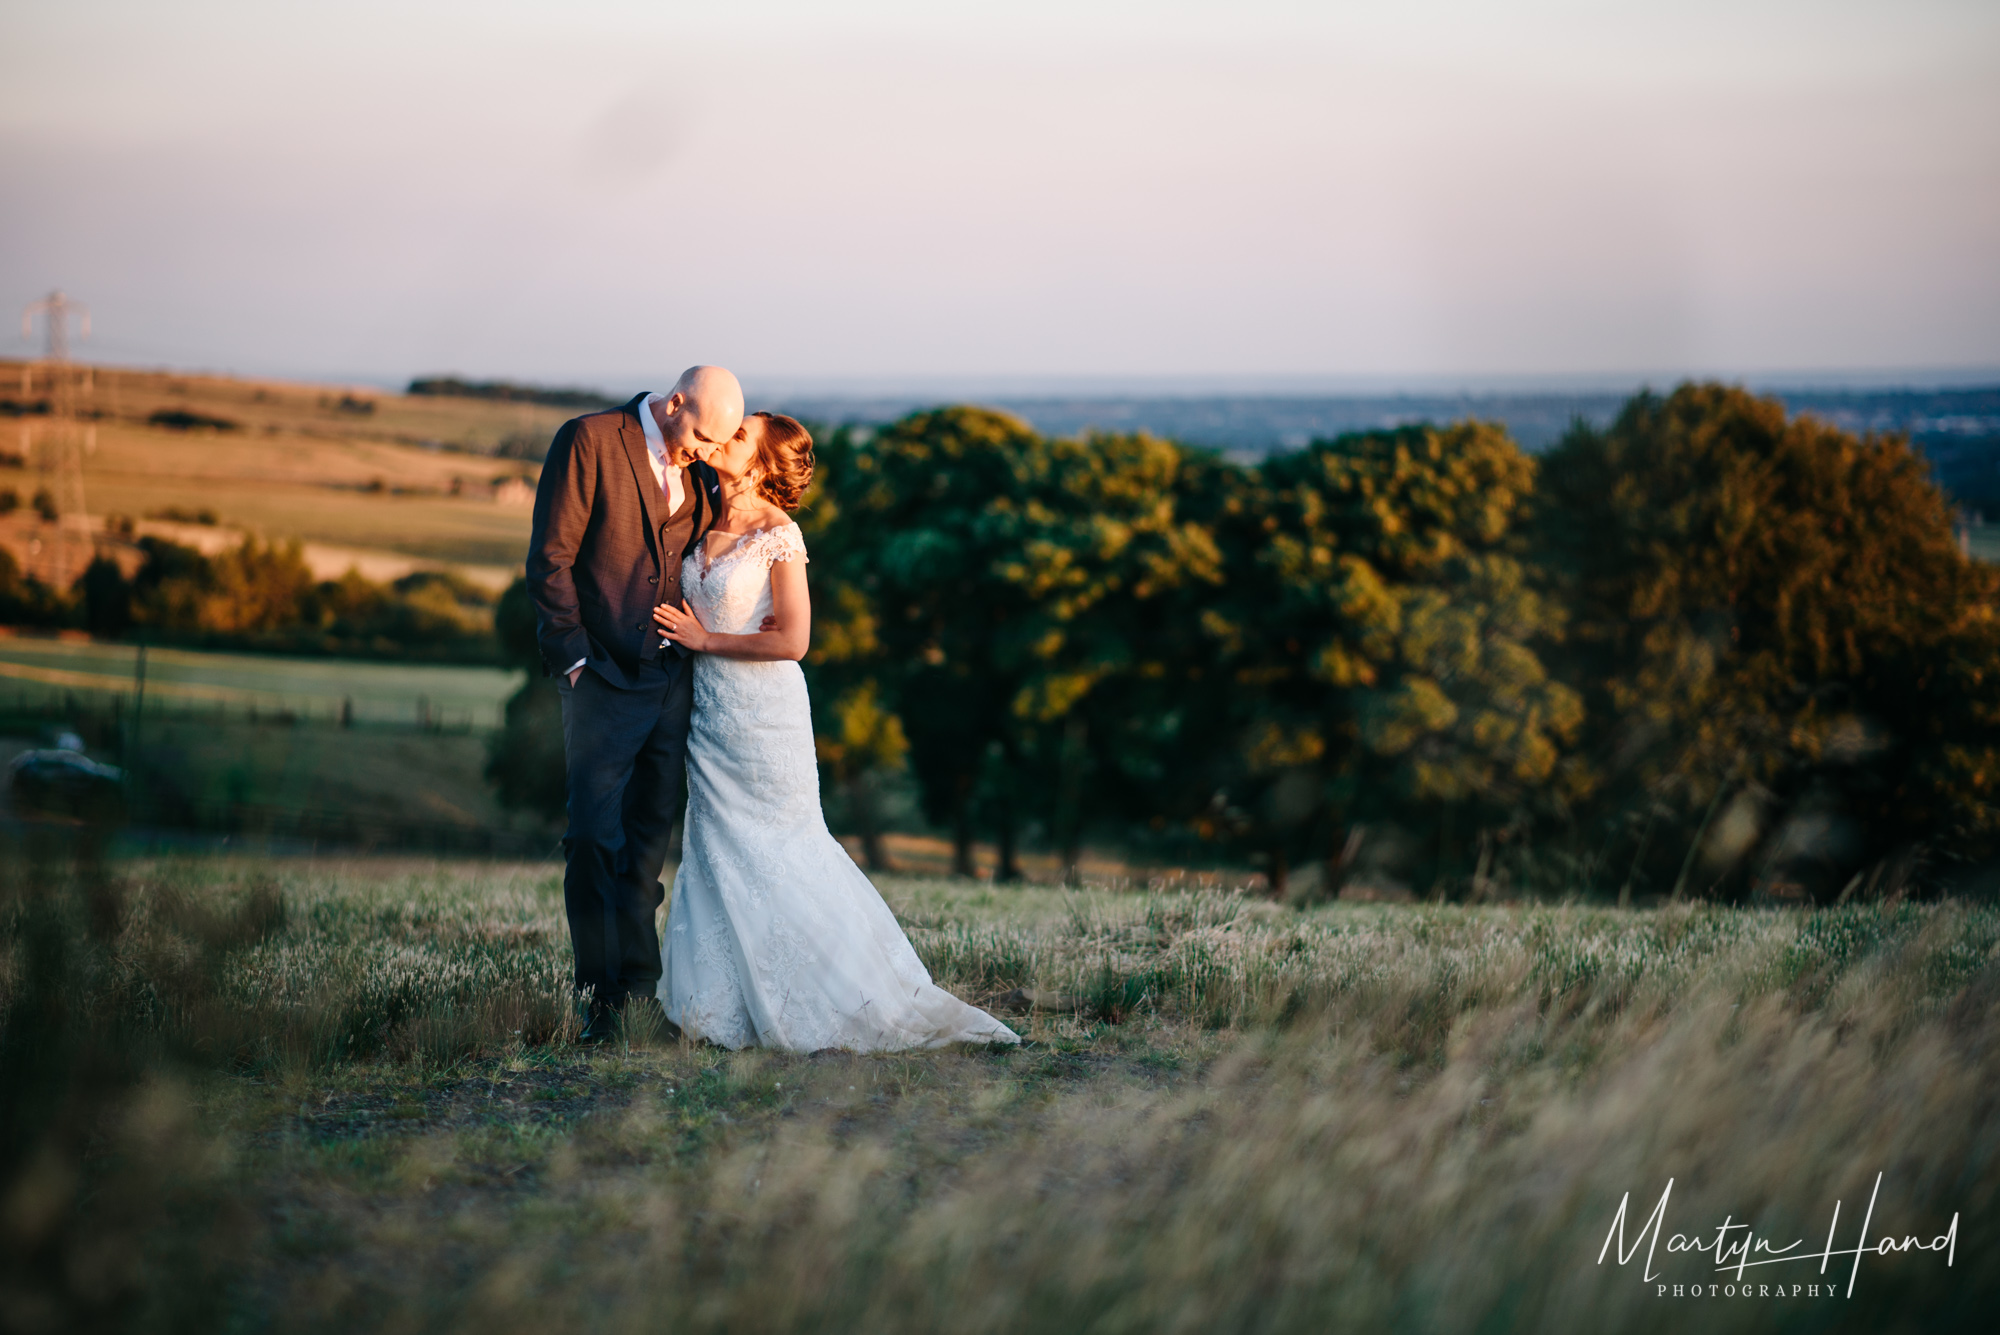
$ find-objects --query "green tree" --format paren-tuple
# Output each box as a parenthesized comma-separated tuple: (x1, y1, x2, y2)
(111, 538, 496, 659)
(794, 424, 910, 872)
(996, 429, 1224, 882)
(821, 408, 1054, 877)
(484, 577, 566, 824)
(129, 536, 313, 635)
(1210, 422, 1580, 897)
(0, 544, 71, 628)
(1535, 382, 2000, 900)
(77, 557, 131, 638)
(817, 409, 1224, 881)
(811, 676, 908, 872)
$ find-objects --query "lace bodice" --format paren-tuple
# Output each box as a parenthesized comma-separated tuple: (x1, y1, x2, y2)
(683, 521, 808, 635)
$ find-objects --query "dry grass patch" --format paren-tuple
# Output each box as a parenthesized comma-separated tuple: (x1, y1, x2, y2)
(3, 854, 1994, 1333)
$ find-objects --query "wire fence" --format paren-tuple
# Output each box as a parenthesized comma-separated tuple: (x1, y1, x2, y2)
(0, 686, 499, 735)
(151, 802, 558, 858)
(1, 687, 552, 858)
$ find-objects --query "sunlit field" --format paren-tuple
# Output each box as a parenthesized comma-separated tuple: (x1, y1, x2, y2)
(5, 854, 1992, 1333)
(4, 360, 553, 570)
(0, 635, 519, 727)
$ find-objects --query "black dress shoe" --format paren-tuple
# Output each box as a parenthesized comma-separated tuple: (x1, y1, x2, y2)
(577, 1006, 620, 1046)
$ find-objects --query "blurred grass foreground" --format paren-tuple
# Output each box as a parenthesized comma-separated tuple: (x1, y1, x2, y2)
(3, 852, 1994, 1333)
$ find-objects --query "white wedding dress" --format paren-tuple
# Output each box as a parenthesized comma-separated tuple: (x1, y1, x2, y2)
(658, 521, 1020, 1051)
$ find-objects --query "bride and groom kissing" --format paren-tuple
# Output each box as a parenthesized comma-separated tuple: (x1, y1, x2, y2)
(525, 365, 1017, 1052)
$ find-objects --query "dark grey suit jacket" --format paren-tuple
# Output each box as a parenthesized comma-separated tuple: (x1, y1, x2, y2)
(526, 393, 723, 688)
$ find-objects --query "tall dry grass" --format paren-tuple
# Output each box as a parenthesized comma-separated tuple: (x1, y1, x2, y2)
(428, 895, 1996, 1333)
(2, 852, 1994, 1332)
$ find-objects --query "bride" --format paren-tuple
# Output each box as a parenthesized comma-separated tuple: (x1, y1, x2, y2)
(651, 412, 1019, 1051)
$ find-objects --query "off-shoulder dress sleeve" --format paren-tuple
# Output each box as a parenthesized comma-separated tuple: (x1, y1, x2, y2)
(761, 521, 808, 567)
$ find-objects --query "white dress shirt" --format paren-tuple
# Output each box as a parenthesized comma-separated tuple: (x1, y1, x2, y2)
(636, 391, 688, 512)
(566, 393, 687, 678)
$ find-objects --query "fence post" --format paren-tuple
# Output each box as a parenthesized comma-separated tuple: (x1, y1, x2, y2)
(129, 641, 146, 770)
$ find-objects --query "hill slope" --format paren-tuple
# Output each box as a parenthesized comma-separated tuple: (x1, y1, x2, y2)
(1, 360, 606, 587)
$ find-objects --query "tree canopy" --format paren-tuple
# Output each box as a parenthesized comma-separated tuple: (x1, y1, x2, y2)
(1536, 383, 2000, 899)
(467, 382, 2000, 902)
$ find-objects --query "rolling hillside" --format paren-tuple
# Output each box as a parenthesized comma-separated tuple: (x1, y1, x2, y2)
(1, 360, 602, 588)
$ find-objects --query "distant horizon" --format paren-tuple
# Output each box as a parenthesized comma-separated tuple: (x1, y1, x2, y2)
(8, 347, 1994, 457)
(10, 352, 2000, 404)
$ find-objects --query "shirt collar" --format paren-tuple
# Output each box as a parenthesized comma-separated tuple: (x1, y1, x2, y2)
(637, 391, 667, 466)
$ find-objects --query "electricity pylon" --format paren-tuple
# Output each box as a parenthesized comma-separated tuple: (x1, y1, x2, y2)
(20, 290, 93, 587)
(22, 289, 89, 362)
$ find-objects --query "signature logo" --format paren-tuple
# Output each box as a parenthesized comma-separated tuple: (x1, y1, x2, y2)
(1598, 1175, 1958, 1299)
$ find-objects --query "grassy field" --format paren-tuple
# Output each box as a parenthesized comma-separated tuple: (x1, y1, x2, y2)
(0, 638, 534, 851)
(0, 637, 1155, 866)
(0, 633, 520, 728)
(4, 854, 1993, 1333)
(114, 720, 545, 845)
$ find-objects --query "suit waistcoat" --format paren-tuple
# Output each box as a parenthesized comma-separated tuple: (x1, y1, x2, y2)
(655, 483, 698, 634)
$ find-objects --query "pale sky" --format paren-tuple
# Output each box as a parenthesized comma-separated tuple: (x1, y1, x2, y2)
(3, 0, 1997, 391)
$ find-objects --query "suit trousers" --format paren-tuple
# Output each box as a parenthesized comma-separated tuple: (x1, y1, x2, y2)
(556, 656, 691, 1011)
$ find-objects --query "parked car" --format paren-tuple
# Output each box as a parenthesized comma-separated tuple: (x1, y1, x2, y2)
(7, 747, 126, 823)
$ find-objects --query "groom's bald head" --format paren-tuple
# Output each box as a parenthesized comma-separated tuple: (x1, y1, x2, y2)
(655, 365, 745, 466)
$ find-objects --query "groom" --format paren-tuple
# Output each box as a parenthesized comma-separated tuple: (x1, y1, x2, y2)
(526, 364, 743, 1043)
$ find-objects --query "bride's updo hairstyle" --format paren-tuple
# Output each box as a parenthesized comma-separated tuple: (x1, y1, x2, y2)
(750, 411, 815, 511)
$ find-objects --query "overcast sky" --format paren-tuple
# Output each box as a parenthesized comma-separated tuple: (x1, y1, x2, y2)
(3, 0, 1997, 393)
